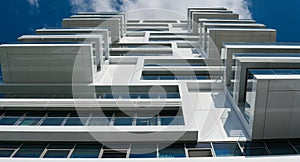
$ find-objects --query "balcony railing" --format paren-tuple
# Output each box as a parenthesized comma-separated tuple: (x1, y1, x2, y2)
(0, 116, 184, 126)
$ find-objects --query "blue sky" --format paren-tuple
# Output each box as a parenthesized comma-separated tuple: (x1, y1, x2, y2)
(0, 0, 299, 43)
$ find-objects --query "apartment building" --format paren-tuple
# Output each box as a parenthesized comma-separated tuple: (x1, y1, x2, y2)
(0, 7, 300, 161)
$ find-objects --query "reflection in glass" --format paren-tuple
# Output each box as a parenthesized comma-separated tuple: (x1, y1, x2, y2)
(19, 118, 42, 126)
(71, 144, 101, 158)
(14, 144, 46, 158)
(41, 117, 65, 126)
(130, 144, 157, 158)
(213, 143, 242, 157)
(159, 144, 185, 158)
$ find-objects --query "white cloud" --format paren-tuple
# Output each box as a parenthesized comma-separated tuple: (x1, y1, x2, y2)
(27, 0, 39, 8)
(69, 0, 117, 13)
(69, 0, 252, 19)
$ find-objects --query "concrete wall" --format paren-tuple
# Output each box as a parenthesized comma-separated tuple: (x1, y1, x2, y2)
(35, 28, 110, 60)
(208, 29, 276, 58)
(18, 35, 104, 70)
(192, 13, 239, 33)
(62, 18, 120, 42)
(0, 44, 94, 84)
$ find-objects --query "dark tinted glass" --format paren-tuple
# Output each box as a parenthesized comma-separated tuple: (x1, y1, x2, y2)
(44, 150, 70, 158)
(0, 150, 14, 157)
(159, 144, 185, 158)
(14, 144, 46, 158)
(265, 141, 296, 155)
(130, 144, 157, 158)
(41, 117, 65, 126)
(19, 118, 42, 126)
(102, 150, 127, 158)
(0, 117, 19, 125)
(71, 144, 101, 158)
(213, 143, 242, 157)
(64, 118, 88, 126)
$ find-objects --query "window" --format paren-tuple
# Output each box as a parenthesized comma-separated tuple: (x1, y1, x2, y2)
(160, 117, 184, 125)
(186, 143, 213, 157)
(136, 117, 158, 126)
(265, 141, 296, 155)
(240, 141, 269, 156)
(19, 118, 42, 126)
(142, 74, 210, 80)
(0, 110, 183, 126)
(18, 112, 46, 126)
(213, 143, 242, 157)
(102, 150, 127, 158)
(101, 92, 181, 99)
(43, 144, 74, 158)
(71, 144, 101, 158)
(113, 44, 171, 48)
(113, 117, 133, 126)
(0, 111, 25, 125)
(64, 117, 88, 126)
(41, 117, 65, 126)
(41, 111, 68, 126)
(14, 144, 46, 158)
(0, 117, 20, 125)
(159, 144, 185, 158)
(130, 144, 157, 158)
(88, 117, 111, 126)
(188, 150, 212, 157)
(0, 142, 20, 157)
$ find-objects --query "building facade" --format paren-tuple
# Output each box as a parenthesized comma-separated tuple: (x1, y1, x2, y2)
(0, 7, 300, 161)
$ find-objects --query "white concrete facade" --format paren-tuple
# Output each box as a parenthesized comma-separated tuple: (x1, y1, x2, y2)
(0, 7, 299, 161)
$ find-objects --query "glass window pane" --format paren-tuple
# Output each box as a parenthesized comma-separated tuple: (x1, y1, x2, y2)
(26, 112, 46, 117)
(167, 93, 180, 98)
(0, 142, 21, 148)
(239, 141, 266, 148)
(69, 111, 91, 117)
(0, 117, 19, 125)
(188, 149, 212, 157)
(213, 143, 242, 157)
(19, 118, 42, 126)
(44, 150, 70, 158)
(88, 118, 111, 126)
(102, 150, 127, 158)
(5, 112, 25, 117)
(161, 117, 184, 125)
(244, 148, 268, 156)
(196, 75, 209, 80)
(14, 144, 46, 158)
(113, 118, 133, 126)
(160, 75, 175, 80)
(186, 143, 211, 149)
(0, 150, 14, 157)
(47, 112, 69, 117)
(103, 144, 129, 150)
(142, 76, 159, 80)
(136, 118, 157, 126)
(176, 75, 192, 80)
(265, 141, 296, 155)
(103, 93, 114, 99)
(130, 144, 157, 158)
(140, 94, 150, 99)
(47, 144, 74, 149)
(64, 118, 87, 126)
(41, 118, 65, 126)
(71, 144, 101, 158)
(159, 144, 185, 158)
